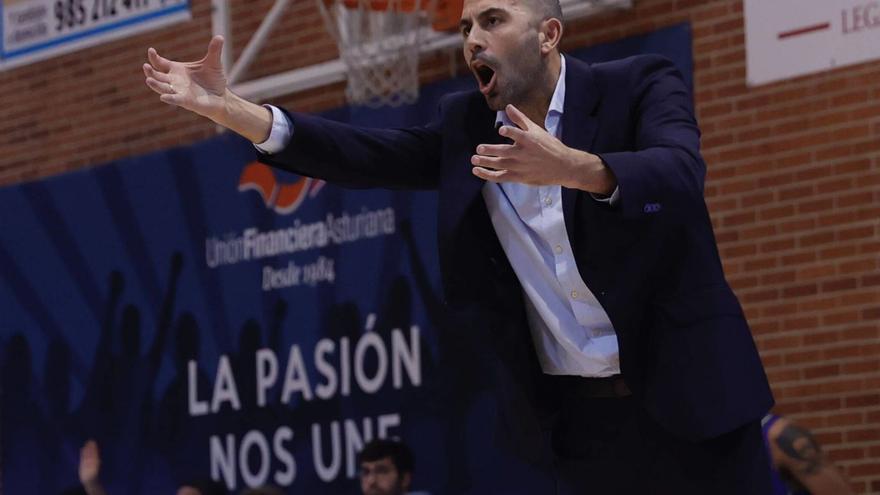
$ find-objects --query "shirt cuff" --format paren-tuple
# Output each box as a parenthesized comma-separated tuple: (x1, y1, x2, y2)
(253, 105, 293, 154)
(590, 186, 620, 206)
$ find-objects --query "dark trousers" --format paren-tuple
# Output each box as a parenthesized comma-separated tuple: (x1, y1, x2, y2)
(549, 387, 773, 495)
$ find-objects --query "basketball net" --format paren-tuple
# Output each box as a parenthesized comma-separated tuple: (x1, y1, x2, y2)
(317, 0, 436, 107)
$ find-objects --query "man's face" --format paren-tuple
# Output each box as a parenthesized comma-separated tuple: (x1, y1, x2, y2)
(459, 0, 545, 110)
(360, 457, 410, 495)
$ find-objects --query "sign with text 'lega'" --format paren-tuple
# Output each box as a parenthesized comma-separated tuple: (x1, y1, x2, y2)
(745, 0, 880, 85)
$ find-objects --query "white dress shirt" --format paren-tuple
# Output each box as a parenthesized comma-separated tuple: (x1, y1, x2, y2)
(256, 56, 621, 376)
(482, 57, 620, 377)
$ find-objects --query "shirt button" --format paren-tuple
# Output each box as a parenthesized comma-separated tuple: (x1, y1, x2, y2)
(554, 245, 563, 254)
(571, 290, 578, 299)
(543, 196, 552, 206)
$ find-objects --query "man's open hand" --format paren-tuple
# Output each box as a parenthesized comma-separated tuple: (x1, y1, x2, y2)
(471, 104, 616, 195)
(143, 36, 273, 143)
(144, 36, 228, 122)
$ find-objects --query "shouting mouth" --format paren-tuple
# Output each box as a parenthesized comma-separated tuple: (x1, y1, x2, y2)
(471, 60, 497, 96)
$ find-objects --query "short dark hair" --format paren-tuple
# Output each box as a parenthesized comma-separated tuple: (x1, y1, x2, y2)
(531, 0, 563, 22)
(357, 438, 415, 475)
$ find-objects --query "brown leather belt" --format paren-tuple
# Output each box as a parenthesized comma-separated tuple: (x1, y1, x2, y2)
(553, 374, 632, 399)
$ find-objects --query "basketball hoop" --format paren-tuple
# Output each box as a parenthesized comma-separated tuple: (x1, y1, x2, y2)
(317, 0, 454, 107)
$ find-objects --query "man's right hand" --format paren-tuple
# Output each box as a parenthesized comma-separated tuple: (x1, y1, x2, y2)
(143, 36, 273, 144)
(144, 36, 228, 122)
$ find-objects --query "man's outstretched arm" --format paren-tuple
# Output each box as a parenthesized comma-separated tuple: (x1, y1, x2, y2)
(143, 36, 443, 189)
(143, 35, 272, 144)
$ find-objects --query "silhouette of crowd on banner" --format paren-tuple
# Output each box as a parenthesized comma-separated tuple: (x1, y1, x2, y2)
(1, 228, 494, 494)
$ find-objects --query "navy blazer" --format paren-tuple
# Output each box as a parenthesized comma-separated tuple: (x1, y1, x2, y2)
(260, 54, 774, 450)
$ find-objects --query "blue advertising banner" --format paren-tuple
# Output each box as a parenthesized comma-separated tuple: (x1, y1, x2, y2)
(0, 24, 692, 494)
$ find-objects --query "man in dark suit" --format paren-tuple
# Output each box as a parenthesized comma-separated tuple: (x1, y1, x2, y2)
(143, 0, 774, 491)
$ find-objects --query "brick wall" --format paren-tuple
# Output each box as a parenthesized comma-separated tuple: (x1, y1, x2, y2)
(569, 1, 880, 491)
(1, 0, 878, 491)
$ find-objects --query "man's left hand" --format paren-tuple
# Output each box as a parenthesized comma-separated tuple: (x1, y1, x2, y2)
(471, 104, 616, 195)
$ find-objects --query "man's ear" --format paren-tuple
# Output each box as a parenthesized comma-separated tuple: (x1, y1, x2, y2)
(539, 17, 563, 54)
(401, 472, 412, 491)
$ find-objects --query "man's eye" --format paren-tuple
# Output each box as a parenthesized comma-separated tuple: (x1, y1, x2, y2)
(461, 27, 470, 37)
(488, 16, 499, 25)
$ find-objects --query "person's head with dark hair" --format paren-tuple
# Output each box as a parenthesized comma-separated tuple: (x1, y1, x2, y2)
(459, 0, 565, 120)
(357, 438, 414, 495)
(177, 479, 229, 495)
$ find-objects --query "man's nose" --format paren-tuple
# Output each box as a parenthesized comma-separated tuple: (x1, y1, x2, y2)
(464, 26, 485, 58)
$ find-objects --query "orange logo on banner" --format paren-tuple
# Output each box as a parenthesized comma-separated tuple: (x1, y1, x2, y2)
(238, 162, 325, 215)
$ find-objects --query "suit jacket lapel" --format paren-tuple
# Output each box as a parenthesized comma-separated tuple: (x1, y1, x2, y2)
(443, 99, 497, 230)
(560, 55, 601, 239)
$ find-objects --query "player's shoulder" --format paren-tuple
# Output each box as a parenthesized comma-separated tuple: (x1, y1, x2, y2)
(584, 54, 681, 87)
(574, 54, 690, 104)
(588, 53, 678, 75)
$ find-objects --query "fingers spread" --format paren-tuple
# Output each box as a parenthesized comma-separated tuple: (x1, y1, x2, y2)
(472, 166, 509, 182)
(147, 47, 172, 72)
(471, 154, 502, 168)
(498, 125, 525, 142)
(145, 77, 174, 95)
(143, 64, 171, 83)
(505, 104, 534, 130)
(476, 143, 514, 157)
(205, 35, 225, 68)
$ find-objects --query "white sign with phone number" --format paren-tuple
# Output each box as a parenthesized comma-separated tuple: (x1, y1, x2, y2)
(1, 0, 190, 70)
